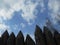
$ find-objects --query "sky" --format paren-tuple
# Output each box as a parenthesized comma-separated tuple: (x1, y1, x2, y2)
(0, 0, 60, 39)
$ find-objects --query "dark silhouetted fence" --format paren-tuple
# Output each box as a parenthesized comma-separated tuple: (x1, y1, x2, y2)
(0, 25, 60, 45)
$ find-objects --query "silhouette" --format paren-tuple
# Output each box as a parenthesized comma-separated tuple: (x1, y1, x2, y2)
(0, 25, 60, 45)
(35, 25, 46, 45)
(43, 26, 56, 45)
(2, 30, 9, 45)
(7, 32, 16, 45)
(54, 30, 60, 45)
(25, 34, 35, 45)
(0, 37, 3, 45)
(16, 31, 24, 45)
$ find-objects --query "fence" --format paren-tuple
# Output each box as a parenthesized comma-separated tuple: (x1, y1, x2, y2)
(0, 25, 60, 45)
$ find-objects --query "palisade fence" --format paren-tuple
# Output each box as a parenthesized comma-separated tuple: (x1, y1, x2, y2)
(0, 25, 60, 45)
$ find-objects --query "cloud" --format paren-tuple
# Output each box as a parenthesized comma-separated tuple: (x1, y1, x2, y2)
(21, 1, 38, 25)
(0, 0, 37, 25)
(0, 31, 2, 37)
(13, 24, 18, 30)
(0, 24, 10, 31)
(0, 0, 45, 26)
(0, 18, 3, 24)
(0, 0, 45, 36)
(21, 0, 45, 25)
(20, 23, 26, 28)
(0, 23, 11, 37)
(0, 9, 14, 20)
(0, 0, 40, 36)
(0, 0, 22, 20)
(48, 0, 60, 24)
(0, 0, 37, 36)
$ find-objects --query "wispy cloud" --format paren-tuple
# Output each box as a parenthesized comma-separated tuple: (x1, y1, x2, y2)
(0, 0, 45, 25)
(0, 24, 10, 31)
(0, 9, 14, 20)
(0, 0, 37, 25)
(20, 23, 26, 28)
(0, 23, 11, 37)
(20, 0, 38, 25)
(48, 0, 60, 24)
(0, 31, 2, 37)
(13, 24, 18, 30)
(0, 0, 45, 36)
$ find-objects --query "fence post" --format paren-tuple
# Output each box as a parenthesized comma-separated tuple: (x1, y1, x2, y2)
(25, 34, 35, 45)
(2, 30, 9, 45)
(0, 25, 60, 45)
(7, 32, 16, 45)
(16, 31, 25, 45)
(35, 25, 46, 45)
(0, 37, 3, 45)
(54, 30, 60, 45)
(43, 26, 56, 45)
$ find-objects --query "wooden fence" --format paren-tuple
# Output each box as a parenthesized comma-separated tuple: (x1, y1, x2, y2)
(0, 25, 60, 45)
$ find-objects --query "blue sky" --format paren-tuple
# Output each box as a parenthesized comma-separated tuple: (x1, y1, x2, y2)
(0, 0, 60, 39)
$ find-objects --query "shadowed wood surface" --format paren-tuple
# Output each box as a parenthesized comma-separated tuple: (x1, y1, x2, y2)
(0, 25, 60, 45)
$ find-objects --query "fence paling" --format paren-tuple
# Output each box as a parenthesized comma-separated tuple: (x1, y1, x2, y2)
(0, 25, 60, 45)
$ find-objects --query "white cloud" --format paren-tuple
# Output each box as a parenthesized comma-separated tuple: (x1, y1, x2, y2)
(21, 1, 38, 25)
(0, 0, 37, 21)
(20, 23, 26, 28)
(0, 18, 3, 24)
(0, 23, 11, 36)
(40, 0, 45, 13)
(0, 0, 45, 35)
(0, 0, 45, 36)
(0, 0, 37, 36)
(13, 24, 18, 30)
(0, 31, 2, 37)
(0, 9, 14, 20)
(0, 0, 39, 36)
(0, 0, 45, 25)
(0, 24, 10, 31)
(48, 0, 60, 24)
(21, 0, 45, 25)
(0, 23, 11, 37)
